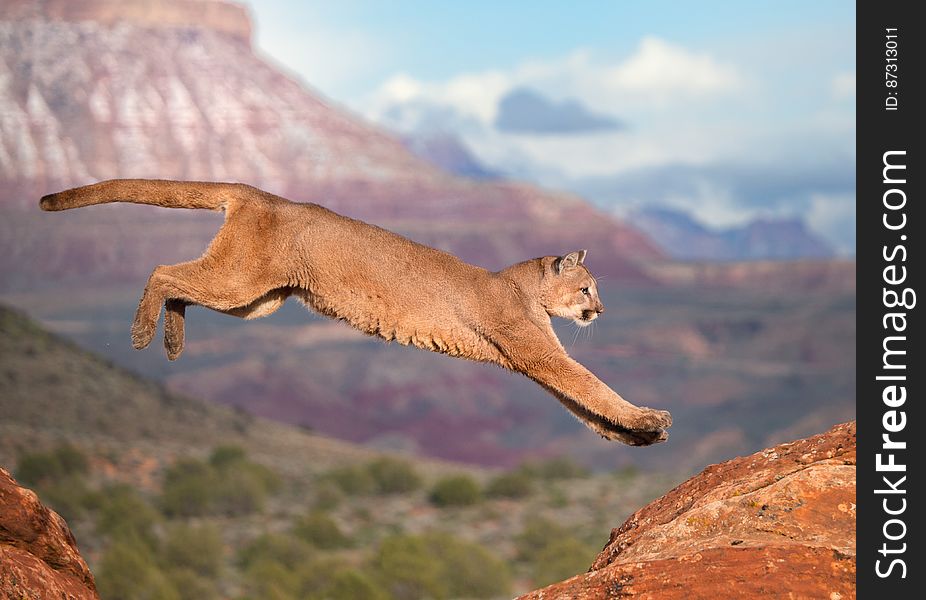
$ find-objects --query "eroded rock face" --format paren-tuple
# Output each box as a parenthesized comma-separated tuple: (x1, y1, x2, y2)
(520, 421, 856, 599)
(0, 0, 252, 44)
(0, 467, 99, 600)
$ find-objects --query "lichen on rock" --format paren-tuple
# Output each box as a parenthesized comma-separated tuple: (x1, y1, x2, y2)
(519, 422, 856, 599)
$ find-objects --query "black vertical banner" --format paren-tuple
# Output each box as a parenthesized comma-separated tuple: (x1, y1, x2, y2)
(858, 0, 922, 597)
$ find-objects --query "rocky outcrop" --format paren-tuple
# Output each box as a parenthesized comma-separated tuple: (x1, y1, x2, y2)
(0, 467, 99, 599)
(520, 422, 856, 599)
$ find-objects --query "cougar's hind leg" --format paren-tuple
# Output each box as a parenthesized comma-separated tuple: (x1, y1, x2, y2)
(132, 259, 283, 355)
(159, 289, 288, 361)
(163, 299, 187, 360)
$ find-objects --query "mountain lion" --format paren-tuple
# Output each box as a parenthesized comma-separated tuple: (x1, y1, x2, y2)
(40, 179, 671, 446)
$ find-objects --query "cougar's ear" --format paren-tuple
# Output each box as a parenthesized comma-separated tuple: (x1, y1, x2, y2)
(555, 250, 585, 274)
(577, 249, 587, 264)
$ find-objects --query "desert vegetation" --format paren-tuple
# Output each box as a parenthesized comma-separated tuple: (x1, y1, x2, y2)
(15, 443, 673, 599)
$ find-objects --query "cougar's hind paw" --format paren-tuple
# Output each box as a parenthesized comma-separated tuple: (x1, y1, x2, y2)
(164, 337, 184, 361)
(131, 321, 156, 350)
(163, 300, 186, 361)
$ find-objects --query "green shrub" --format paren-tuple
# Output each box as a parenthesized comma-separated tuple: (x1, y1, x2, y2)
(96, 484, 161, 549)
(371, 535, 446, 600)
(15, 452, 61, 486)
(208, 444, 247, 469)
(96, 539, 180, 600)
(369, 532, 510, 600)
(422, 532, 511, 598)
(241, 559, 300, 600)
(295, 556, 352, 596)
(36, 475, 93, 522)
(544, 483, 570, 508)
(15, 443, 89, 486)
(162, 524, 223, 578)
(514, 515, 570, 562)
(211, 467, 270, 516)
(160, 458, 216, 517)
(322, 465, 376, 496)
(485, 470, 534, 499)
(54, 443, 90, 474)
(238, 533, 314, 571)
(312, 481, 345, 510)
(530, 537, 598, 587)
(164, 568, 220, 600)
(293, 511, 351, 549)
(160, 452, 280, 517)
(367, 457, 422, 494)
(519, 456, 589, 480)
(429, 475, 481, 507)
(314, 569, 389, 600)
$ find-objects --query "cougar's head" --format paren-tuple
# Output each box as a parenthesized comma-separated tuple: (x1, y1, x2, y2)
(542, 250, 604, 327)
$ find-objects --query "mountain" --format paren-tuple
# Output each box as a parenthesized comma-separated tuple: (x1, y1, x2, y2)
(627, 207, 835, 261)
(520, 422, 856, 598)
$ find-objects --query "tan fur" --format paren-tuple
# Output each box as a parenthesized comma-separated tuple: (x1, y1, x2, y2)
(40, 179, 672, 446)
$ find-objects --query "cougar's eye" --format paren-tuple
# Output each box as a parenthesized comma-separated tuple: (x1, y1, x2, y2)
(580, 287, 590, 296)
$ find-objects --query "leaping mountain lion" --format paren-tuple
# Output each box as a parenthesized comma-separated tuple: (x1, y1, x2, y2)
(40, 179, 672, 446)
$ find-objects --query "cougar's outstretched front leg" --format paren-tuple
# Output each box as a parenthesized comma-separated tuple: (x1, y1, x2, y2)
(540, 384, 670, 445)
(528, 353, 670, 432)
(497, 328, 671, 444)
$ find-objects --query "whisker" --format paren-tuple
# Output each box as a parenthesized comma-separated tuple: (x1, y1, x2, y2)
(572, 323, 581, 346)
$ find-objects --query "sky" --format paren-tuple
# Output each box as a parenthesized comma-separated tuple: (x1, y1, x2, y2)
(245, 1, 856, 253)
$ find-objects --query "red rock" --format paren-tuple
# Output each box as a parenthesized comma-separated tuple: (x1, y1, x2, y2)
(519, 422, 856, 599)
(0, 467, 99, 600)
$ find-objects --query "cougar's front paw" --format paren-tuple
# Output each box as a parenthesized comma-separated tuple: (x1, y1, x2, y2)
(601, 426, 668, 446)
(623, 407, 672, 432)
(629, 428, 669, 446)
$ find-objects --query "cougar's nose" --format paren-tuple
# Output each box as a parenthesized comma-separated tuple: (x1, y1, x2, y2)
(596, 304, 605, 315)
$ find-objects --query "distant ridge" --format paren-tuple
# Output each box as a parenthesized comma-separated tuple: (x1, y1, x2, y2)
(628, 206, 834, 261)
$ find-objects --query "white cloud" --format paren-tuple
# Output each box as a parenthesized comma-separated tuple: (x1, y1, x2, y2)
(807, 192, 856, 255)
(831, 71, 856, 100)
(603, 37, 743, 100)
(371, 69, 510, 125)
(255, 19, 386, 100)
(365, 38, 744, 128)
(359, 36, 853, 252)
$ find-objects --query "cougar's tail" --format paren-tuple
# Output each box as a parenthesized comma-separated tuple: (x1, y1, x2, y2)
(39, 179, 242, 212)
